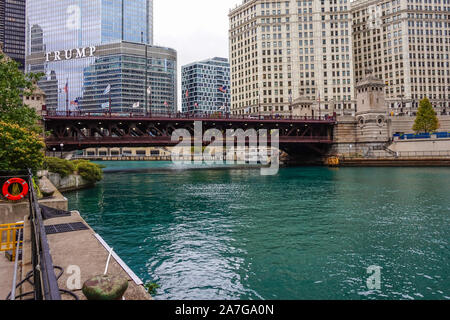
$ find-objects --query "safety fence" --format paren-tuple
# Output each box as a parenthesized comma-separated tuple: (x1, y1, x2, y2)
(0, 222, 24, 262)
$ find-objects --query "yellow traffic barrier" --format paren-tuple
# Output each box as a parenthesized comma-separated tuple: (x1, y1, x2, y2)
(0, 222, 24, 261)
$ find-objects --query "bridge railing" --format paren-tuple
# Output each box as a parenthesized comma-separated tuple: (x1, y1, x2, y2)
(45, 110, 336, 122)
(45, 135, 332, 145)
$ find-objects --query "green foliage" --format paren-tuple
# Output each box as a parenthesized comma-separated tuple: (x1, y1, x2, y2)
(144, 282, 160, 296)
(413, 98, 440, 133)
(0, 121, 45, 173)
(44, 157, 76, 177)
(43, 158, 104, 184)
(0, 52, 44, 131)
(33, 177, 43, 199)
(43, 158, 103, 184)
(72, 160, 104, 183)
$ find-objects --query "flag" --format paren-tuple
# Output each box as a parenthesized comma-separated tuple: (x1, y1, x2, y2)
(147, 86, 151, 95)
(194, 103, 198, 108)
(185, 90, 189, 98)
(218, 86, 227, 93)
(101, 102, 109, 109)
(64, 81, 68, 94)
(164, 101, 168, 107)
(70, 98, 79, 106)
(132, 102, 140, 108)
(103, 84, 111, 95)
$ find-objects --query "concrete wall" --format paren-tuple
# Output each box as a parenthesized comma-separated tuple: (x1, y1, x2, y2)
(389, 116, 450, 135)
(333, 116, 357, 143)
(0, 192, 68, 225)
(332, 115, 450, 157)
(390, 138, 450, 153)
(47, 173, 93, 193)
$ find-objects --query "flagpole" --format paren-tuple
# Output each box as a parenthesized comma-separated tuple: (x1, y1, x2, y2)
(149, 87, 152, 118)
(318, 94, 322, 120)
(65, 78, 69, 115)
(109, 91, 112, 116)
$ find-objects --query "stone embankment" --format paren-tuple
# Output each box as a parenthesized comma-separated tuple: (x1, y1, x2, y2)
(40, 171, 94, 193)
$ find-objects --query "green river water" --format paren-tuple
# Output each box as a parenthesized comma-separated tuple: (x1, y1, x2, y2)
(65, 162, 450, 300)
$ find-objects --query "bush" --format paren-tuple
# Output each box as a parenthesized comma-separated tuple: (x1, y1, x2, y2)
(43, 158, 103, 184)
(73, 160, 103, 184)
(44, 157, 75, 177)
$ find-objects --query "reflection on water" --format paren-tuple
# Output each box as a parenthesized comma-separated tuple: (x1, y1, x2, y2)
(66, 162, 450, 300)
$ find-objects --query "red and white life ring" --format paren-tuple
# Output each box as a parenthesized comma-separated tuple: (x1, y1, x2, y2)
(2, 178, 29, 201)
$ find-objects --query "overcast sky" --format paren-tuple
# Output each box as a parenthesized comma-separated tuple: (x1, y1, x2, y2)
(154, 0, 242, 109)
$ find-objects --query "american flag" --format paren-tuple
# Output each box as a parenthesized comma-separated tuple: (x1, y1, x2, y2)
(218, 86, 227, 93)
(103, 84, 111, 95)
(64, 81, 68, 94)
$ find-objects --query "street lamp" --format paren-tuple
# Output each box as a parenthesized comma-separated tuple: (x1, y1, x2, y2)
(256, 90, 261, 119)
(289, 94, 293, 119)
(60, 143, 64, 159)
(397, 94, 404, 116)
(147, 86, 152, 117)
(52, 148, 56, 158)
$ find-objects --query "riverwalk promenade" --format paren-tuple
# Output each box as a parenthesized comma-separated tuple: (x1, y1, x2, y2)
(18, 211, 151, 300)
(0, 254, 15, 299)
(1, 200, 151, 300)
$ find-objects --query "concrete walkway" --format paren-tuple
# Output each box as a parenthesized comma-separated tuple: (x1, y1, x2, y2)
(0, 255, 14, 300)
(22, 211, 151, 300)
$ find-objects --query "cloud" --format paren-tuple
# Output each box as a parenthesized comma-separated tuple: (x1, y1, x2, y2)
(154, 0, 241, 110)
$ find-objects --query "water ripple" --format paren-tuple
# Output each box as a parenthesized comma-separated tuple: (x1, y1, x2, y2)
(66, 164, 450, 300)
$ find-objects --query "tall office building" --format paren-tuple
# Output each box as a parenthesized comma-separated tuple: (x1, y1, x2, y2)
(25, 0, 176, 113)
(352, 0, 450, 114)
(182, 57, 231, 114)
(0, 0, 26, 69)
(229, 0, 355, 116)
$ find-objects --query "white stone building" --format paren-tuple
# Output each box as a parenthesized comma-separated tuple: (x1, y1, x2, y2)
(352, 0, 450, 115)
(229, 0, 356, 117)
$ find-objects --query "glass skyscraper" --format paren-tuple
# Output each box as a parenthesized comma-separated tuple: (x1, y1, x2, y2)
(25, 0, 177, 113)
(26, 0, 153, 53)
(0, 0, 26, 69)
(182, 57, 231, 115)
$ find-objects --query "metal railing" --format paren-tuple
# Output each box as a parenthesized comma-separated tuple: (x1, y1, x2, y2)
(44, 110, 337, 122)
(27, 169, 62, 300)
(340, 150, 450, 160)
(72, 155, 172, 161)
(396, 151, 450, 158)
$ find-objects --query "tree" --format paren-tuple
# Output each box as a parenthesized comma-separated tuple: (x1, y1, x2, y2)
(0, 121, 45, 172)
(413, 98, 439, 133)
(0, 51, 43, 131)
